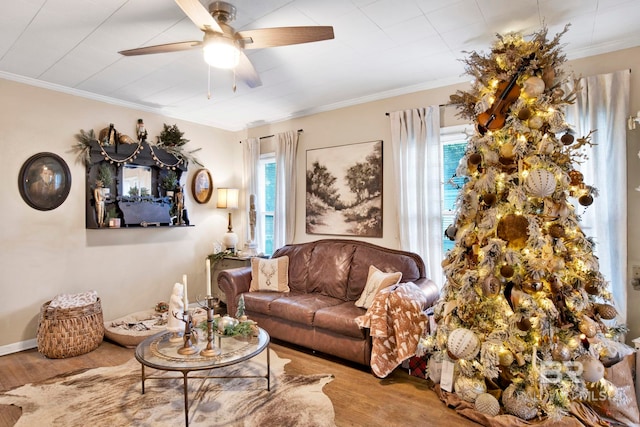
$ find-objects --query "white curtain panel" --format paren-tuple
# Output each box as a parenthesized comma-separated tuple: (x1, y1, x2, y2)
(390, 106, 443, 284)
(242, 137, 261, 250)
(274, 130, 299, 248)
(565, 69, 630, 322)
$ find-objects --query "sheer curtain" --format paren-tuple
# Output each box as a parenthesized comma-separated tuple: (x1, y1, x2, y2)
(242, 137, 261, 251)
(273, 130, 299, 249)
(389, 106, 443, 283)
(565, 70, 630, 322)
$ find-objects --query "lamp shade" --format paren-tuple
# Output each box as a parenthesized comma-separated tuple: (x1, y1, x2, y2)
(217, 188, 239, 209)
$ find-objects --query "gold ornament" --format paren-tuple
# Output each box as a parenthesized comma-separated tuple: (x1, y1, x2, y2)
(551, 342, 571, 361)
(595, 303, 617, 320)
(475, 393, 501, 416)
(482, 193, 497, 206)
(500, 142, 515, 159)
(548, 224, 565, 238)
(527, 115, 544, 129)
(468, 153, 482, 165)
(497, 214, 529, 249)
(569, 170, 584, 185)
(579, 316, 598, 338)
(498, 349, 515, 366)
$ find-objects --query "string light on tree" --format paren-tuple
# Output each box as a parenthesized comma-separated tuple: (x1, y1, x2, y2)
(422, 25, 630, 422)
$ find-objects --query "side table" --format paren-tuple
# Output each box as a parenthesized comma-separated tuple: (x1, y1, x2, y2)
(209, 255, 252, 304)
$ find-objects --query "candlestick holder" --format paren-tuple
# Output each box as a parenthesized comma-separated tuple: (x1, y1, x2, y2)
(173, 310, 198, 355)
(198, 296, 220, 357)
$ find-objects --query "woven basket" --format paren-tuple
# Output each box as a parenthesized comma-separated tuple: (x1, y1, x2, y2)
(37, 298, 105, 359)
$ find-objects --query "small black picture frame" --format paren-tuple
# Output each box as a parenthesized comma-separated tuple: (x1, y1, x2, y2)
(191, 168, 213, 204)
(18, 152, 71, 211)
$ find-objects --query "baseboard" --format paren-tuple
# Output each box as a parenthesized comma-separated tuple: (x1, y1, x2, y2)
(0, 339, 37, 356)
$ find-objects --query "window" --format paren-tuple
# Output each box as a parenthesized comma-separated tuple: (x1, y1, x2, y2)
(258, 154, 276, 255)
(440, 126, 471, 253)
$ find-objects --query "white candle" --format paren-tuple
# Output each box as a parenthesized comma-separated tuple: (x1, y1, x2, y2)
(206, 258, 212, 296)
(183, 274, 188, 309)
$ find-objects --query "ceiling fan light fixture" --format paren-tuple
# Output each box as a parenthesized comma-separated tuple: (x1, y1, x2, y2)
(203, 36, 240, 69)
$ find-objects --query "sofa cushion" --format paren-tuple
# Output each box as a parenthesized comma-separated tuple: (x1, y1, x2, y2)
(250, 256, 290, 292)
(242, 292, 283, 315)
(306, 241, 356, 300)
(273, 244, 313, 293)
(354, 265, 402, 309)
(314, 302, 368, 339)
(269, 293, 343, 326)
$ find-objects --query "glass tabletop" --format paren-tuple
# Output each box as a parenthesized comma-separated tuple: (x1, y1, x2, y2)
(135, 328, 269, 372)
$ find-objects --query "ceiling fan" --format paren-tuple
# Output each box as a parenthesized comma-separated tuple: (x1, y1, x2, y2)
(119, 0, 334, 89)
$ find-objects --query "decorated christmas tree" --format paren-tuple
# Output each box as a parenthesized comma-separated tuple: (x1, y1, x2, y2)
(422, 26, 631, 421)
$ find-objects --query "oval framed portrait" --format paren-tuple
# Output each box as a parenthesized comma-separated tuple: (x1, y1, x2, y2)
(18, 152, 71, 211)
(191, 168, 213, 204)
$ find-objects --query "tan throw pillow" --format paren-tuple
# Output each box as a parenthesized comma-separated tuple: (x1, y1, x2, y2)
(355, 265, 402, 309)
(250, 256, 290, 292)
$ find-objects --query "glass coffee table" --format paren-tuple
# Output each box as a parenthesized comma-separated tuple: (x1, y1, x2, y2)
(135, 327, 270, 426)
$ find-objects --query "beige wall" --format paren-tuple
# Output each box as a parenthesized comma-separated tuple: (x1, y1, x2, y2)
(2, 44, 640, 352)
(0, 79, 244, 350)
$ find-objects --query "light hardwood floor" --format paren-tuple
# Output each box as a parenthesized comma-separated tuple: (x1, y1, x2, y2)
(0, 339, 479, 426)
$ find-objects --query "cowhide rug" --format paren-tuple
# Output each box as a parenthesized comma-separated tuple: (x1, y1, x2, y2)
(0, 349, 336, 427)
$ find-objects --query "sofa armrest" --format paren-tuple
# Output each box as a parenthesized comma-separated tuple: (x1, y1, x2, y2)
(410, 278, 440, 309)
(218, 266, 252, 316)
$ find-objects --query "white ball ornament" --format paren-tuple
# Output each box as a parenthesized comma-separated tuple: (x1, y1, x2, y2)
(455, 376, 487, 402)
(475, 393, 500, 416)
(502, 384, 538, 420)
(578, 355, 605, 383)
(522, 76, 546, 97)
(447, 328, 480, 360)
(525, 169, 556, 198)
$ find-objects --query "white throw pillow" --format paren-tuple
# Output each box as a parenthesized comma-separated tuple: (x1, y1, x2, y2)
(355, 265, 402, 309)
(250, 256, 290, 292)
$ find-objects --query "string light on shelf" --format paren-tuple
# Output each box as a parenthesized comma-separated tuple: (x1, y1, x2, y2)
(98, 141, 143, 166)
(148, 144, 184, 170)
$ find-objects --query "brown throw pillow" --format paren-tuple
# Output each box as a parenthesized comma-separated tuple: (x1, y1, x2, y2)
(249, 256, 290, 292)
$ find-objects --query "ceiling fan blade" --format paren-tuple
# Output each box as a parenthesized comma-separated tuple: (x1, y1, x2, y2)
(237, 26, 334, 50)
(235, 52, 262, 88)
(175, 0, 223, 33)
(119, 41, 202, 56)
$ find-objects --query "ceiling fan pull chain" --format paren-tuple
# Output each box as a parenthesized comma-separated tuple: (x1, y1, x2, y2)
(232, 70, 237, 92)
(207, 65, 212, 99)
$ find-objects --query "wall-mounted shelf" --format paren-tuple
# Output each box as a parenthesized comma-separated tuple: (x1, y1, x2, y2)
(85, 140, 190, 229)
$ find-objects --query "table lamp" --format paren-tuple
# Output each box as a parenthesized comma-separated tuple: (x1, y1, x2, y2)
(217, 188, 239, 254)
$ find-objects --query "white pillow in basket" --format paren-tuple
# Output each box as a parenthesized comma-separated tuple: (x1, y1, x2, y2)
(250, 256, 290, 292)
(355, 265, 402, 309)
(49, 290, 98, 309)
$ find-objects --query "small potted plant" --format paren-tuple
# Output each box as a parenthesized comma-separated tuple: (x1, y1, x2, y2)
(162, 170, 179, 197)
(97, 163, 113, 197)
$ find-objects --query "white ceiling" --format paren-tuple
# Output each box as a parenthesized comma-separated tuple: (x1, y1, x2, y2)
(2, 0, 640, 131)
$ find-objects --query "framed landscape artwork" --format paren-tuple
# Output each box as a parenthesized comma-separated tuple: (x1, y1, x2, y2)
(306, 140, 383, 237)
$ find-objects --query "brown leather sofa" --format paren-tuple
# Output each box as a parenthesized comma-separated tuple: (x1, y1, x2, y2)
(218, 239, 439, 366)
